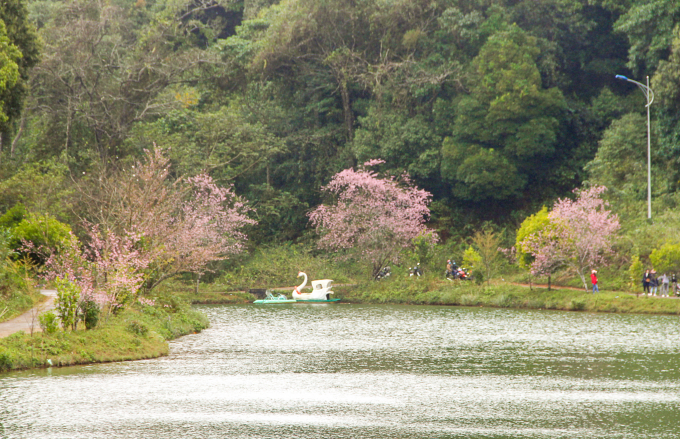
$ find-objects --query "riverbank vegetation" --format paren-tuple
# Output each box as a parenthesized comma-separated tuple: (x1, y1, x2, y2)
(336, 280, 680, 315)
(0, 301, 208, 373)
(0, 230, 43, 322)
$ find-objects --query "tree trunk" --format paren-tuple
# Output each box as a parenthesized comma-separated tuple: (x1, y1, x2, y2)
(548, 274, 551, 291)
(338, 70, 354, 142)
(10, 114, 25, 158)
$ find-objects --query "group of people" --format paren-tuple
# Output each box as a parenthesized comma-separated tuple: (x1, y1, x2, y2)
(446, 260, 470, 280)
(642, 270, 678, 297)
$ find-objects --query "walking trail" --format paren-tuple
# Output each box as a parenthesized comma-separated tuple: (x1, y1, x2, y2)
(0, 290, 57, 338)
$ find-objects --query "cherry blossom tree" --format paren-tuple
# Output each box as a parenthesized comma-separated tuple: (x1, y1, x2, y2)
(521, 228, 565, 291)
(519, 186, 620, 291)
(69, 146, 256, 293)
(43, 225, 150, 314)
(308, 159, 436, 279)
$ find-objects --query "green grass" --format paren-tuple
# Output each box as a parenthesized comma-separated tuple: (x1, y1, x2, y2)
(151, 279, 254, 304)
(174, 270, 680, 316)
(0, 287, 45, 323)
(0, 304, 209, 373)
(217, 243, 364, 291)
(337, 276, 680, 314)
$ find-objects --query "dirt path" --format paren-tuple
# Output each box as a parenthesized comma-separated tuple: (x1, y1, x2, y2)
(0, 290, 57, 338)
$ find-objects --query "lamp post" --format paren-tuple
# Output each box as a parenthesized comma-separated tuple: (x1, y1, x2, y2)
(615, 74, 654, 220)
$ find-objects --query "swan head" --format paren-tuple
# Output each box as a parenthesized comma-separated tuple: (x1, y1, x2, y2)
(298, 271, 304, 277)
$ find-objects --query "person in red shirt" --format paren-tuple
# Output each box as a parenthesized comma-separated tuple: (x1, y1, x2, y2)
(591, 270, 599, 294)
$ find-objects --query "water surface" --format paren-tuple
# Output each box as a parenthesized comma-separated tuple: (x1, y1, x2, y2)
(1, 304, 679, 438)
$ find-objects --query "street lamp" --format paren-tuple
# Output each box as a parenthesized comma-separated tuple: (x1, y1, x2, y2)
(615, 74, 654, 220)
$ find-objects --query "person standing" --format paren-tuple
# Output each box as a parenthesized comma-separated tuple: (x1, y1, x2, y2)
(591, 270, 599, 294)
(660, 273, 670, 297)
(643, 269, 652, 295)
(650, 270, 658, 296)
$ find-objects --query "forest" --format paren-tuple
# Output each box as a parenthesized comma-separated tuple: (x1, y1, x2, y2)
(1, 0, 680, 301)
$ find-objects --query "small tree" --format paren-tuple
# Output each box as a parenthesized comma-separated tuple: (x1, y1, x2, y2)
(515, 207, 551, 270)
(462, 245, 483, 284)
(471, 228, 503, 286)
(54, 277, 80, 331)
(629, 255, 643, 296)
(521, 227, 566, 291)
(308, 160, 436, 279)
(44, 226, 150, 316)
(406, 230, 438, 268)
(551, 186, 620, 290)
(519, 186, 619, 291)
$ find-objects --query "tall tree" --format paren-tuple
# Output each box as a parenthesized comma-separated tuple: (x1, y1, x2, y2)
(0, 0, 40, 155)
(25, 0, 222, 163)
(73, 147, 256, 292)
(441, 25, 567, 205)
(614, 0, 680, 74)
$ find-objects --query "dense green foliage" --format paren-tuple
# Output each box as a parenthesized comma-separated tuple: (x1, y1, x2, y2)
(0, 0, 676, 301)
(0, 228, 41, 321)
(0, 0, 671, 236)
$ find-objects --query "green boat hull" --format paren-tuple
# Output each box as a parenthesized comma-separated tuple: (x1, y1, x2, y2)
(294, 298, 341, 303)
(253, 299, 296, 304)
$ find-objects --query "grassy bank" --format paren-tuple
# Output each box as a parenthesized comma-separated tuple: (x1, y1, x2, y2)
(335, 278, 680, 314)
(0, 304, 209, 373)
(0, 287, 45, 323)
(178, 271, 680, 315)
(142, 243, 680, 315)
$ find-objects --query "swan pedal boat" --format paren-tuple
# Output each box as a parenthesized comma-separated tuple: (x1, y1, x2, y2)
(292, 272, 341, 303)
(253, 292, 296, 304)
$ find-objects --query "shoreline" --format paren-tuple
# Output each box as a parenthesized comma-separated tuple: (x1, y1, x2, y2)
(194, 281, 680, 316)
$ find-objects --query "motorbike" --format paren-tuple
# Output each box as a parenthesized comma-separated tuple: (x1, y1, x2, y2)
(376, 266, 391, 280)
(409, 263, 423, 277)
(446, 266, 471, 280)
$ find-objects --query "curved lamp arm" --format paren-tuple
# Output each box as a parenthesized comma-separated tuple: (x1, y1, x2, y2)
(615, 75, 654, 107)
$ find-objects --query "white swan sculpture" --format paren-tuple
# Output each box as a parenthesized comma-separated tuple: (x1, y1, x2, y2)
(292, 271, 335, 301)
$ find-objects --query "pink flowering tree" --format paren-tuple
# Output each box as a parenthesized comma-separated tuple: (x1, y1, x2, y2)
(521, 228, 565, 290)
(70, 146, 256, 294)
(519, 186, 620, 290)
(43, 225, 150, 314)
(139, 172, 256, 292)
(308, 159, 436, 279)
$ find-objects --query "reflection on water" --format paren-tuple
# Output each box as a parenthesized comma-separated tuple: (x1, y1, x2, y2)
(1, 304, 680, 438)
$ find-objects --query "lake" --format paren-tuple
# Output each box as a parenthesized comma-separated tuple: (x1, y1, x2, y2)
(1, 304, 679, 438)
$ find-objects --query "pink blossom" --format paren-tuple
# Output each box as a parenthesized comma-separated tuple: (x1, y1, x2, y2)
(308, 161, 436, 278)
(519, 186, 620, 290)
(138, 297, 155, 307)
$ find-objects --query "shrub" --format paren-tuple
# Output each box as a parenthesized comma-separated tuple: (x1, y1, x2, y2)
(0, 203, 27, 230)
(127, 320, 149, 336)
(628, 255, 643, 293)
(55, 277, 80, 330)
(80, 300, 100, 330)
(39, 311, 59, 334)
(10, 213, 77, 264)
(650, 243, 680, 274)
(570, 299, 586, 311)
